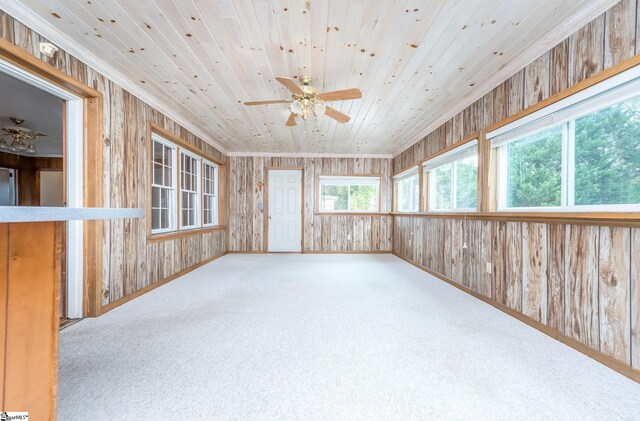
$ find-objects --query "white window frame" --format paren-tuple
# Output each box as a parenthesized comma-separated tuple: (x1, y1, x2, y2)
(151, 135, 177, 234)
(489, 64, 640, 213)
(424, 140, 478, 212)
(318, 175, 381, 212)
(202, 160, 219, 227)
(179, 149, 201, 230)
(393, 167, 420, 212)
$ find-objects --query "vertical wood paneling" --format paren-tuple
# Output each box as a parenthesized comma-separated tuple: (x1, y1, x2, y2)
(492, 80, 509, 125)
(599, 226, 631, 363)
(0, 11, 15, 41)
(604, 0, 636, 68)
(228, 156, 392, 252)
(480, 220, 492, 298)
(507, 69, 525, 116)
(492, 221, 507, 304)
(632, 228, 640, 369)
(522, 223, 547, 323)
(451, 219, 464, 284)
(565, 225, 599, 349)
(505, 222, 523, 312)
(568, 13, 605, 86)
(547, 224, 566, 332)
(462, 98, 482, 138)
(465, 220, 482, 293)
(549, 39, 569, 96)
(523, 53, 550, 109)
(0, 13, 227, 308)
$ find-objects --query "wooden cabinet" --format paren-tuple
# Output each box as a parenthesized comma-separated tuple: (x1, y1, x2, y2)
(0, 222, 61, 420)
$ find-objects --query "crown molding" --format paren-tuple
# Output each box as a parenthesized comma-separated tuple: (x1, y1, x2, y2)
(0, 1, 229, 155)
(227, 151, 393, 159)
(391, 0, 620, 158)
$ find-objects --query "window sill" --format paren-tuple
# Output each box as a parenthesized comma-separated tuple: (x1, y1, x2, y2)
(390, 211, 640, 226)
(148, 225, 227, 242)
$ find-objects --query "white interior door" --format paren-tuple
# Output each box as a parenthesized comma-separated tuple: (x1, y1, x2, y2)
(268, 170, 302, 252)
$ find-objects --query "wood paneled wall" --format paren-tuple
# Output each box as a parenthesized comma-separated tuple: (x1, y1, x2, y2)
(394, 216, 640, 369)
(228, 156, 392, 252)
(392, 0, 640, 375)
(0, 152, 62, 205)
(0, 11, 227, 309)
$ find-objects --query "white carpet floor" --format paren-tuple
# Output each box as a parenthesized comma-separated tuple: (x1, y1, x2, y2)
(59, 254, 640, 420)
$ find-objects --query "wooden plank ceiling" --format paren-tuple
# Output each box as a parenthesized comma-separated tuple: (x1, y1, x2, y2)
(14, 0, 616, 154)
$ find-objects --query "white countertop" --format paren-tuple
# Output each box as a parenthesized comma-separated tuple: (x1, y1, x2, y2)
(0, 207, 143, 222)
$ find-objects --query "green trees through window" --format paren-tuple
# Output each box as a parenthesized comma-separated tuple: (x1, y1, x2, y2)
(429, 154, 478, 211)
(575, 97, 640, 206)
(319, 177, 380, 212)
(506, 125, 562, 208)
(502, 93, 640, 209)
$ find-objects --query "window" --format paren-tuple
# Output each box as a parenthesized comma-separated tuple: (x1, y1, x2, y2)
(394, 167, 419, 212)
(151, 136, 176, 233)
(202, 161, 218, 226)
(490, 66, 640, 211)
(318, 176, 380, 212)
(180, 151, 200, 229)
(150, 130, 221, 236)
(424, 140, 478, 211)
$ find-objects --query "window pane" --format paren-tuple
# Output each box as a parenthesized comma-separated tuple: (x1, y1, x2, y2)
(164, 145, 172, 167)
(431, 164, 452, 210)
(506, 125, 562, 208)
(152, 187, 160, 208)
(160, 188, 170, 208)
(455, 156, 478, 209)
(164, 166, 172, 188)
(153, 142, 164, 164)
(182, 210, 189, 226)
(396, 174, 419, 212)
(574, 96, 640, 206)
(151, 209, 160, 230)
(153, 163, 163, 185)
(161, 209, 169, 229)
(349, 184, 378, 211)
(321, 184, 348, 211)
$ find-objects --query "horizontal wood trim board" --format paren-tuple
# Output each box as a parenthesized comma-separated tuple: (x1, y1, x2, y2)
(314, 212, 392, 216)
(147, 225, 227, 243)
(0, 37, 101, 98)
(485, 54, 640, 134)
(393, 252, 640, 384)
(390, 212, 640, 227)
(99, 252, 225, 315)
(225, 251, 267, 254)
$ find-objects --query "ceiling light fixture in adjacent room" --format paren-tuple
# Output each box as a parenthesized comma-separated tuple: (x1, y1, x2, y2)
(0, 117, 45, 154)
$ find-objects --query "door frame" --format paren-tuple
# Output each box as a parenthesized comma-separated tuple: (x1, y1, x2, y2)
(0, 38, 104, 317)
(263, 166, 304, 252)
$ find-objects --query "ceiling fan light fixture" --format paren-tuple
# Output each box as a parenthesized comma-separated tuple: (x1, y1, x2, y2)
(0, 117, 44, 154)
(313, 101, 326, 116)
(289, 99, 304, 115)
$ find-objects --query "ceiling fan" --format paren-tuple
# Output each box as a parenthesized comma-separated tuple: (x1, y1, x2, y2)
(244, 75, 362, 126)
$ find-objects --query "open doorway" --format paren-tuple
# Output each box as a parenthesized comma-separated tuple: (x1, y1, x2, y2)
(0, 60, 84, 323)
